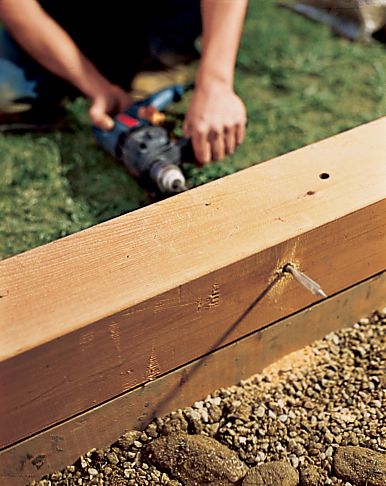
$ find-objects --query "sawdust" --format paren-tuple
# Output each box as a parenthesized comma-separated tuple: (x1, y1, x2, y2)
(259, 346, 318, 387)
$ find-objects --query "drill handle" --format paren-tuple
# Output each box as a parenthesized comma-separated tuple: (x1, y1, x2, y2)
(129, 83, 193, 117)
(92, 123, 130, 158)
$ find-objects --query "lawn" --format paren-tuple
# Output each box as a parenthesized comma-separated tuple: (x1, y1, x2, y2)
(0, 0, 385, 259)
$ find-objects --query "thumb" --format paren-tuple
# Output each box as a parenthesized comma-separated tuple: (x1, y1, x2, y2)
(89, 98, 114, 130)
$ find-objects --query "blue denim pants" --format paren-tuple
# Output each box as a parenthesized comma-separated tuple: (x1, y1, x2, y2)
(0, 29, 74, 113)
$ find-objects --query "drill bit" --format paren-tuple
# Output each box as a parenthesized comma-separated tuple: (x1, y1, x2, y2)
(284, 264, 327, 298)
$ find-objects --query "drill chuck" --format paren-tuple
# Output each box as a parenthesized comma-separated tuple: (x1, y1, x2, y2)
(149, 160, 187, 193)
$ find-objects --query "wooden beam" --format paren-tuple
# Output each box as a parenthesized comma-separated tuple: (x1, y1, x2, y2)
(1, 118, 386, 448)
(1, 272, 385, 486)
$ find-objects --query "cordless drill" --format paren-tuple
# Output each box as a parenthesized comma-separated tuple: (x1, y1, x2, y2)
(93, 84, 192, 194)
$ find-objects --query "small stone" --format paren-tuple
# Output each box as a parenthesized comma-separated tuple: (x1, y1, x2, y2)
(163, 413, 189, 435)
(256, 406, 265, 418)
(325, 432, 335, 444)
(277, 399, 286, 408)
(200, 407, 209, 423)
(194, 400, 204, 409)
(185, 410, 204, 434)
(300, 464, 325, 486)
(106, 452, 119, 465)
(255, 451, 266, 463)
(146, 430, 158, 441)
(86, 448, 96, 457)
(290, 456, 299, 469)
(88, 468, 98, 476)
(333, 446, 386, 486)
(243, 461, 299, 486)
(332, 335, 340, 345)
(208, 404, 222, 423)
(206, 423, 220, 436)
(189, 409, 201, 421)
(116, 430, 141, 450)
(133, 440, 142, 448)
(231, 402, 252, 421)
(93, 449, 105, 461)
(359, 318, 370, 325)
(325, 446, 334, 458)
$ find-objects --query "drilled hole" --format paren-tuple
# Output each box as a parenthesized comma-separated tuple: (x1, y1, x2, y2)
(319, 173, 330, 180)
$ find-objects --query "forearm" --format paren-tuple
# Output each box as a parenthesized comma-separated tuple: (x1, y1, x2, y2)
(0, 0, 110, 97)
(197, 0, 248, 88)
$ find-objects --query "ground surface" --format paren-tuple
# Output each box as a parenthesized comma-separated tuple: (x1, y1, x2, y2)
(1, 0, 386, 259)
(32, 310, 385, 485)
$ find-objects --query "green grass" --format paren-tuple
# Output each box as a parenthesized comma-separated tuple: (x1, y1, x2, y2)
(1, 0, 385, 259)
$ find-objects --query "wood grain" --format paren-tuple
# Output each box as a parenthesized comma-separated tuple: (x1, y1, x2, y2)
(1, 118, 386, 448)
(1, 272, 385, 485)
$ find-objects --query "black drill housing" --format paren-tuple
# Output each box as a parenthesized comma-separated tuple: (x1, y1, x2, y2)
(117, 125, 181, 178)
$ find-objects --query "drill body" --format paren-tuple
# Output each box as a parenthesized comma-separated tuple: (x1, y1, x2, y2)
(93, 84, 189, 193)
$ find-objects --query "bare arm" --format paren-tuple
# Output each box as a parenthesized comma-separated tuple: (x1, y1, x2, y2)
(0, 0, 130, 128)
(184, 0, 248, 164)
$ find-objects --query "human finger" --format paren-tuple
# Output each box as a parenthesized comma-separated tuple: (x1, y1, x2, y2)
(209, 129, 225, 161)
(224, 125, 236, 155)
(192, 130, 211, 165)
(89, 98, 114, 130)
(236, 121, 246, 145)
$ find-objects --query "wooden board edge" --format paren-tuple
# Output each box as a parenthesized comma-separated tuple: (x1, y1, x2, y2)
(1, 117, 386, 358)
(1, 271, 385, 485)
(1, 197, 385, 448)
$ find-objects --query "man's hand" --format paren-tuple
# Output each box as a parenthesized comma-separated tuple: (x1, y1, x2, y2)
(183, 0, 249, 165)
(183, 80, 246, 164)
(88, 83, 131, 130)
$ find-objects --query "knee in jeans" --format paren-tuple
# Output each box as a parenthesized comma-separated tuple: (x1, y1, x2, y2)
(0, 59, 37, 112)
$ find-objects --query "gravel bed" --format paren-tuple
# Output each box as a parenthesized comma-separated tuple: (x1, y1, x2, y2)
(32, 310, 385, 486)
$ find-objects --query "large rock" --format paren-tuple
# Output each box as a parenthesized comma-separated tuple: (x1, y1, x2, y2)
(145, 432, 248, 485)
(333, 446, 386, 486)
(243, 460, 299, 486)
